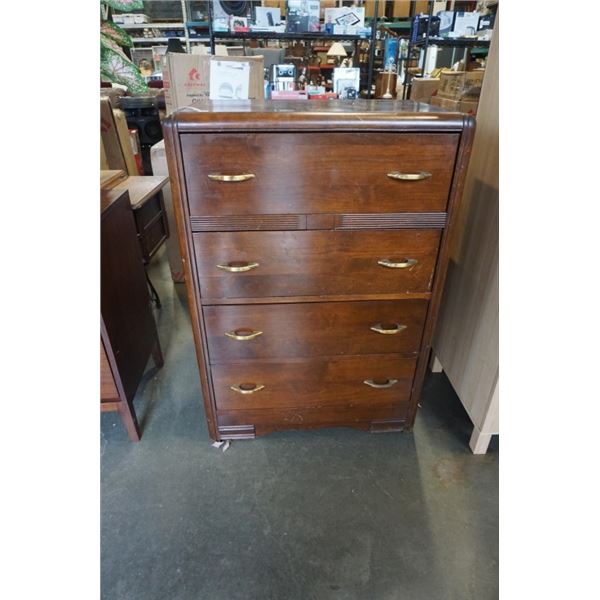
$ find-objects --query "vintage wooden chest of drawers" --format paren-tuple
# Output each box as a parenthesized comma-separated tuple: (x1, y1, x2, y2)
(163, 101, 474, 441)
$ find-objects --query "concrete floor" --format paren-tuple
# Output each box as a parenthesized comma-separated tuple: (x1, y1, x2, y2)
(101, 248, 498, 600)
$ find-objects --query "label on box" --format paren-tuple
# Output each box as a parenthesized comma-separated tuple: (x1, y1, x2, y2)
(209, 61, 250, 100)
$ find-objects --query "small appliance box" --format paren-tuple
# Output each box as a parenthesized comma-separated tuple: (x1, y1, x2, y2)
(286, 1, 321, 33)
(323, 7, 365, 34)
(163, 54, 264, 114)
(254, 6, 282, 29)
(451, 11, 480, 37)
(333, 67, 360, 99)
(437, 11, 455, 37)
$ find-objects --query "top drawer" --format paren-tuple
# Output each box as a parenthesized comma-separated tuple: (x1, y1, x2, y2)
(181, 133, 459, 216)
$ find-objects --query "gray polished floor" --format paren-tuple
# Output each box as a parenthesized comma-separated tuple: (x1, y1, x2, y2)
(101, 248, 498, 600)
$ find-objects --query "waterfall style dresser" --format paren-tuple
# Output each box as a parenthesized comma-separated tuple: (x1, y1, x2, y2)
(163, 101, 474, 441)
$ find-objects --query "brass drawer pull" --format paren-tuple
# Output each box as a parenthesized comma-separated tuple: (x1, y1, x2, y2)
(387, 171, 431, 181)
(207, 173, 255, 182)
(363, 379, 398, 389)
(230, 383, 265, 395)
(217, 261, 259, 272)
(225, 329, 263, 341)
(377, 258, 418, 269)
(370, 323, 407, 335)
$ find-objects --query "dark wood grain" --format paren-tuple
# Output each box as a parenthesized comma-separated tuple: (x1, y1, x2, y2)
(101, 188, 163, 442)
(162, 118, 221, 440)
(194, 230, 441, 299)
(211, 355, 416, 411)
(216, 405, 409, 438)
(204, 300, 428, 361)
(100, 340, 119, 402)
(182, 132, 459, 215)
(132, 190, 169, 263)
(162, 102, 475, 441)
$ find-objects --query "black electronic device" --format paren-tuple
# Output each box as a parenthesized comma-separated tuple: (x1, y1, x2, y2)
(410, 15, 441, 42)
(478, 13, 496, 30)
(121, 96, 162, 175)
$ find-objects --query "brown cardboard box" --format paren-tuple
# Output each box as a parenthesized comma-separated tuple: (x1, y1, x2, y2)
(409, 77, 440, 103)
(163, 53, 264, 115)
(437, 69, 485, 100)
(430, 95, 478, 115)
(100, 97, 139, 175)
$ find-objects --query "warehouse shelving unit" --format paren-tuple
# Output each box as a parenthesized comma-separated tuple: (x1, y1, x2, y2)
(401, 0, 492, 99)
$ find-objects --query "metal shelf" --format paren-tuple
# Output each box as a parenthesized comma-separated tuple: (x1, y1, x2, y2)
(412, 37, 491, 48)
(130, 37, 187, 43)
(120, 22, 184, 29)
(212, 31, 367, 41)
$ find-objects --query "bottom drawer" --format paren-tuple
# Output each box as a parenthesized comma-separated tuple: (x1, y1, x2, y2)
(217, 405, 410, 438)
(211, 355, 417, 411)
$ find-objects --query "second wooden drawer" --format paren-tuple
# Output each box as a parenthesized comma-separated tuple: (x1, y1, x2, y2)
(204, 300, 428, 361)
(194, 229, 441, 299)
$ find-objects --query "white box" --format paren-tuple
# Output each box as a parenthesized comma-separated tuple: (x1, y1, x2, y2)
(255, 7, 282, 28)
(209, 60, 250, 100)
(333, 67, 360, 99)
(451, 11, 480, 37)
(324, 7, 365, 34)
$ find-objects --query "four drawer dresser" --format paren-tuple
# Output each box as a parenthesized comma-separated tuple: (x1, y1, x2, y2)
(163, 101, 475, 441)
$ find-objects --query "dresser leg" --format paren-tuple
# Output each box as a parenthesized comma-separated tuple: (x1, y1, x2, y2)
(429, 352, 443, 373)
(469, 425, 492, 454)
(152, 339, 164, 368)
(118, 401, 141, 442)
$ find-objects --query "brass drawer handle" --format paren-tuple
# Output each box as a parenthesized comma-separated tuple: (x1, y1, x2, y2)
(230, 383, 265, 395)
(364, 379, 398, 389)
(378, 258, 418, 269)
(387, 171, 431, 181)
(370, 323, 407, 335)
(207, 173, 255, 182)
(225, 329, 263, 341)
(217, 261, 259, 272)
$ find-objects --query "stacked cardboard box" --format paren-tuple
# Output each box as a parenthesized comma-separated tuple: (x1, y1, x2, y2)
(163, 54, 265, 115)
(430, 69, 484, 115)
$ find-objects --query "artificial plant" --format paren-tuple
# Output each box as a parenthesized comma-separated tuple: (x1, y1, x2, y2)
(100, 0, 149, 94)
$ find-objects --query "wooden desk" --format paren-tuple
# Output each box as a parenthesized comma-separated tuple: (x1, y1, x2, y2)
(101, 188, 164, 441)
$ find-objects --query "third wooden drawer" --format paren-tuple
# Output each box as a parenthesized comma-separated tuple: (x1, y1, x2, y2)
(204, 300, 428, 362)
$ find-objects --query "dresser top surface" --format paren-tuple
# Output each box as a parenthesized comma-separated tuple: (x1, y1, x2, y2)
(164, 100, 472, 133)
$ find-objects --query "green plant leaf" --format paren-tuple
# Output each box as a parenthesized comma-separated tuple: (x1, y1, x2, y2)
(101, 20, 132, 47)
(101, 31, 129, 59)
(101, 0, 144, 11)
(101, 46, 148, 94)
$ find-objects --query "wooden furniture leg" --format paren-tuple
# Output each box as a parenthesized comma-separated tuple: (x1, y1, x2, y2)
(117, 400, 141, 442)
(152, 339, 164, 368)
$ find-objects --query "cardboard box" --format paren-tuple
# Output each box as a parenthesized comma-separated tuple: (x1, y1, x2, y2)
(430, 95, 478, 115)
(437, 69, 484, 100)
(163, 54, 264, 115)
(409, 77, 441, 103)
